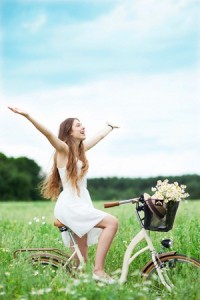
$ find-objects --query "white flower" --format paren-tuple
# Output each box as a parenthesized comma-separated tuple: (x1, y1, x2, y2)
(5, 272, 10, 276)
(97, 282, 105, 287)
(57, 288, 66, 292)
(73, 279, 80, 286)
(1, 248, 10, 253)
(34, 271, 39, 276)
(111, 268, 121, 275)
(151, 179, 189, 203)
(44, 288, 52, 293)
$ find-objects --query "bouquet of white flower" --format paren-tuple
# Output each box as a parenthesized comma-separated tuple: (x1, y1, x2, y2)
(142, 179, 189, 232)
(151, 179, 189, 203)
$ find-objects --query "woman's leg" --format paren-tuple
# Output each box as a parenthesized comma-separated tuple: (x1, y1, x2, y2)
(94, 215, 118, 276)
(70, 233, 88, 263)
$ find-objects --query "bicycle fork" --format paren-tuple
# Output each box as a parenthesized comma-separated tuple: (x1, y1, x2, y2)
(119, 228, 172, 291)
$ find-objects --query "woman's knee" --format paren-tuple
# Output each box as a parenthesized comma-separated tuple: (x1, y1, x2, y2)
(113, 216, 119, 231)
(95, 215, 119, 231)
(107, 215, 119, 231)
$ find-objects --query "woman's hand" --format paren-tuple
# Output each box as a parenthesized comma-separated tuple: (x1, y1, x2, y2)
(106, 122, 120, 129)
(8, 107, 29, 117)
(8, 106, 68, 152)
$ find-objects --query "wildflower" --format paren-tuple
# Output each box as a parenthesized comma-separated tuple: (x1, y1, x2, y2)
(42, 216, 45, 220)
(79, 273, 89, 279)
(72, 291, 77, 295)
(57, 288, 66, 292)
(28, 221, 32, 225)
(44, 288, 52, 293)
(131, 270, 141, 276)
(73, 279, 80, 286)
(30, 288, 51, 295)
(142, 286, 149, 292)
(97, 282, 105, 287)
(1, 248, 10, 252)
(31, 289, 44, 295)
(143, 280, 152, 286)
(111, 268, 121, 275)
(33, 271, 39, 276)
(151, 180, 189, 203)
(5, 272, 10, 276)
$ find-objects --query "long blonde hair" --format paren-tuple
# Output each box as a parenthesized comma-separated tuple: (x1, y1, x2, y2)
(41, 118, 89, 200)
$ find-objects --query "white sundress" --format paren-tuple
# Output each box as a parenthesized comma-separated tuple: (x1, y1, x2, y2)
(54, 160, 108, 247)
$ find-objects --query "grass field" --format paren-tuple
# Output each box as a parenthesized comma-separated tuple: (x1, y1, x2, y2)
(0, 200, 200, 300)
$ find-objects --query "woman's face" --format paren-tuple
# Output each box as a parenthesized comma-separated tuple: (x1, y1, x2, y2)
(71, 119, 86, 141)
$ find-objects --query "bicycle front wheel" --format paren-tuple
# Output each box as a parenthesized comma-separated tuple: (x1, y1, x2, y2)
(142, 253, 200, 292)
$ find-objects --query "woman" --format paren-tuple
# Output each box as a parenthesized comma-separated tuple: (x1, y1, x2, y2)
(8, 107, 119, 284)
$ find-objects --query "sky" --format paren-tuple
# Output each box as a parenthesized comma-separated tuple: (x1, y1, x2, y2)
(0, 0, 199, 178)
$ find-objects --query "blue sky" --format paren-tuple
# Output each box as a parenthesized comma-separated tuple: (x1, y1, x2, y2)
(0, 0, 199, 178)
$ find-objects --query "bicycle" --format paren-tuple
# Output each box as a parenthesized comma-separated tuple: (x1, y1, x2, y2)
(14, 195, 200, 291)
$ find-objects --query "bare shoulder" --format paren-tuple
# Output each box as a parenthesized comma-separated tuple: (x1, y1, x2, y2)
(58, 140, 69, 153)
(83, 140, 91, 151)
(56, 148, 68, 168)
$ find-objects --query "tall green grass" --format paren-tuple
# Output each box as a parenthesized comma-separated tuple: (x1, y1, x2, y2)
(0, 200, 200, 300)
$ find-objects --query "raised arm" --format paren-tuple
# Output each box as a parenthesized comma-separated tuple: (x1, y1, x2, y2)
(8, 107, 68, 153)
(84, 123, 119, 151)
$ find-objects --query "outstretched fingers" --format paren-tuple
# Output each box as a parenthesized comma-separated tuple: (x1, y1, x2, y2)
(8, 107, 28, 117)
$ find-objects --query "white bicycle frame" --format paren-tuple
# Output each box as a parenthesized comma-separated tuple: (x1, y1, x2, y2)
(119, 227, 172, 291)
(104, 198, 173, 291)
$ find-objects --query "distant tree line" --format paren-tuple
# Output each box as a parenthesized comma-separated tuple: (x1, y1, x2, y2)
(0, 152, 43, 200)
(0, 153, 199, 201)
(88, 175, 200, 200)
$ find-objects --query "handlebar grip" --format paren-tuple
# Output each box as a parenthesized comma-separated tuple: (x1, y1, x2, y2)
(104, 201, 120, 208)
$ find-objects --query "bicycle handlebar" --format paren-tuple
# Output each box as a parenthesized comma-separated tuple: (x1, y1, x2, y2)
(104, 201, 120, 208)
(104, 197, 140, 208)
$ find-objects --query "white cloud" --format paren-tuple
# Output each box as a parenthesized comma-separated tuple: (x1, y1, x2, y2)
(2, 69, 199, 177)
(22, 13, 47, 33)
(50, 0, 197, 49)
(87, 149, 200, 178)
(17, 0, 121, 3)
(5, 0, 197, 90)
(2, 0, 199, 177)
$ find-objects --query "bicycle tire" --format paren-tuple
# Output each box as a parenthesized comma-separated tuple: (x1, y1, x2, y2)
(142, 253, 200, 290)
(30, 253, 73, 272)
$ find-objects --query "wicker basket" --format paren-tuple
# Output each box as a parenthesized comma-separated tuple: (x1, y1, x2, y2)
(143, 200, 180, 232)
